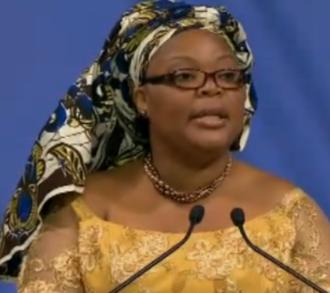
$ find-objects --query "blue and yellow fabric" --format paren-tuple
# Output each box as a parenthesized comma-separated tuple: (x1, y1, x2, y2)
(0, 0, 257, 280)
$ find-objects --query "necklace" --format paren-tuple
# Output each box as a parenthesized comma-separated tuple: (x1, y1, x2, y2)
(143, 154, 232, 204)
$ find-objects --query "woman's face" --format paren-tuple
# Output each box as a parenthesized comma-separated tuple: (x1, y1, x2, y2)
(134, 29, 247, 153)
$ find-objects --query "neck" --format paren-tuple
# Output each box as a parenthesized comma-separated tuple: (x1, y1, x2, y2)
(149, 142, 232, 192)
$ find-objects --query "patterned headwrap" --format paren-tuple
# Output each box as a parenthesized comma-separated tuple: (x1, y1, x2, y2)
(0, 0, 257, 280)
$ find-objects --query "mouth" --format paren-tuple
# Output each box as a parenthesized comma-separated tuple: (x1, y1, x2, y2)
(190, 108, 228, 128)
(192, 115, 227, 128)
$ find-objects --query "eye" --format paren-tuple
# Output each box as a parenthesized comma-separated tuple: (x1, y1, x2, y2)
(173, 70, 199, 83)
(216, 70, 242, 83)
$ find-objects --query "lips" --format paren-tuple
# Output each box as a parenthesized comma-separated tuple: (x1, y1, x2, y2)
(190, 107, 229, 128)
(190, 107, 229, 120)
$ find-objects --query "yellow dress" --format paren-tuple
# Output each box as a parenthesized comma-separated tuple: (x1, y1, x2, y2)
(18, 188, 330, 293)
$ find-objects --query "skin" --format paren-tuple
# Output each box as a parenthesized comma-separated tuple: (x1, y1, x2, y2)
(80, 29, 299, 232)
(20, 29, 330, 292)
(50, 30, 329, 235)
(136, 30, 246, 157)
(134, 29, 246, 191)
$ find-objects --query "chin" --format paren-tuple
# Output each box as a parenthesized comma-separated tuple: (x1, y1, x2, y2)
(183, 123, 239, 153)
(187, 134, 232, 153)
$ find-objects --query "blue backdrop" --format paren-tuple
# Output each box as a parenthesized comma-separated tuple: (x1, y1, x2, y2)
(1, 1, 329, 291)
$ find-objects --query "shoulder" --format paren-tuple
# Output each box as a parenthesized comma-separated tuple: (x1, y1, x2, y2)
(81, 159, 145, 218)
(19, 196, 83, 293)
(40, 194, 80, 240)
(233, 159, 329, 220)
(231, 159, 297, 205)
(235, 159, 294, 188)
(24, 194, 81, 261)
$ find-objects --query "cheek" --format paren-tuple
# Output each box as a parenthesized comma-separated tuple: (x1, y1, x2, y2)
(147, 87, 192, 124)
(228, 90, 246, 118)
(225, 91, 247, 136)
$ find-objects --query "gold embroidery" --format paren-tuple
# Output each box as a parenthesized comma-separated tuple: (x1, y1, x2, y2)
(60, 189, 329, 292)
(18, 248, 81, 293)
(79, 224, 104, 273)
(19, 280, 58, 293)
(187, 232, 247, 280)
(288, 194, 330, 290)
(110, 228, 169, 284)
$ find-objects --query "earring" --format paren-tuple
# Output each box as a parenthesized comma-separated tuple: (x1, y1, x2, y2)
(139, 110, 148, 118)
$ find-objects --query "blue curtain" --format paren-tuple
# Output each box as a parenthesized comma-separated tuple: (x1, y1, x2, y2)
(1, 1, 329, 291)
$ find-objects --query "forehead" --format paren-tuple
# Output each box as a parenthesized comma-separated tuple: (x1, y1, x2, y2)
(147, 29, 238, 71)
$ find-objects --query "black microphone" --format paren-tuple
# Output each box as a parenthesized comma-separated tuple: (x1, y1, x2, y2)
(110, 205, 205, 293)
(231, 208, 329, 293)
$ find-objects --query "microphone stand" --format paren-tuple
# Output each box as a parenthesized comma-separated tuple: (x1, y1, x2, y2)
(109, 205, 204, 293)
(231, 208, 329, 293)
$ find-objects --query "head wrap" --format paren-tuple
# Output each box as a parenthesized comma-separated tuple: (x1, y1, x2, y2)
(0, 0, 257, 280)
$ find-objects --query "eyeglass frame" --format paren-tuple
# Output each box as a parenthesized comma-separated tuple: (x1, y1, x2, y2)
(140, 68, 251, 90)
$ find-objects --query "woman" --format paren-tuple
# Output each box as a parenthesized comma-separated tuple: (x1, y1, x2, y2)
(0, 0, 329, 292)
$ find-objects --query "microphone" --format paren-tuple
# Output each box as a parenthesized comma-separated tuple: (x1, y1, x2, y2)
(110, 205, 205, 293)
(230, 208, 328, 293)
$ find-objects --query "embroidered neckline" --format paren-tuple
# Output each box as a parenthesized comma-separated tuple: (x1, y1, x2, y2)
(71, 188, 304, 238)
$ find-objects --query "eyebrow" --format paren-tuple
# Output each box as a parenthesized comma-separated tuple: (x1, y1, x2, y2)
(167, 54, 237, 63)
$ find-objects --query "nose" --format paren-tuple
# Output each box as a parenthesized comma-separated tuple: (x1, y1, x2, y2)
(196, 75, 223, 97)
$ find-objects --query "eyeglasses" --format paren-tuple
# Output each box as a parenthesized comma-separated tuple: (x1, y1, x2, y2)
(141, 68, 250, 89)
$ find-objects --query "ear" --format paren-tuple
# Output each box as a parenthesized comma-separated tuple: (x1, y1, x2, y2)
(133, 86, 149, 115)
